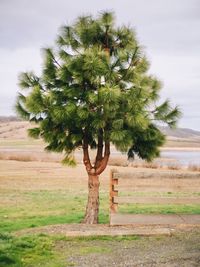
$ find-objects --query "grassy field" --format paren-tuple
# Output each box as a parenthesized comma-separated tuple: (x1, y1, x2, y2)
(0, 126, 200, 266)
(0, 160, 110, 233)
(0, 160, 110, 266)
(1, 160, 200, 234)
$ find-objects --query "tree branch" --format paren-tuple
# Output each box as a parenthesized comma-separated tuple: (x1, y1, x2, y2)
(83, 136, 92, 173)
(116, 47, 139, 83)
(96, 140, 110, 175)
(94, 129, 103, 169)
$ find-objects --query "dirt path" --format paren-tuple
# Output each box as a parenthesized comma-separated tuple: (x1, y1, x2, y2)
(16, 223, 200, 237)
(15, 223, 171, 236)
(16, 224, 200, 267)
(69, 229, 200, 267)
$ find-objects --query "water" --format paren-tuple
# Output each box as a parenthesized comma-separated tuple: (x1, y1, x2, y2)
(160, 150, 200, 166)
(114, 149, 200, 167)
(1, 146, 200, 167)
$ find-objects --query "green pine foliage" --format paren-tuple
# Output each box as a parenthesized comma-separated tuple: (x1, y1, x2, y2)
(16, 11, 181, 164)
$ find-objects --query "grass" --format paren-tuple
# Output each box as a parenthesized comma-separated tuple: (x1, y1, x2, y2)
(2, 151, 200, 172)
(0, 160, 200, 233)
(0, 189, 109, 232)
(0, 214, 83, 232)
(0, 233, 58, 267)
(119, 191, 200, 197)
(119, 204, 200, 214)
(0, 139, 42, 147)
(0, 158, 199, 266)
(0, 138, 200, 173)
(1, 188, 199, 232)
(0, 232, 141, 267)
(188, 164, 200, 172)
(0, 124, 200, 266)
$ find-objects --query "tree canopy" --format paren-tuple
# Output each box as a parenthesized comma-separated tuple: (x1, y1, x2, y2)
(16, 11, 180, 167)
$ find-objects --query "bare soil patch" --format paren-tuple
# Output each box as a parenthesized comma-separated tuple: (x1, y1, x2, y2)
(64, 229, 200, 267)
(16, 225, 200, 267)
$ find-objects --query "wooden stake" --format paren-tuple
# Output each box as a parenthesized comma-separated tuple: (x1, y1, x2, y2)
(109, 169, 118, 214)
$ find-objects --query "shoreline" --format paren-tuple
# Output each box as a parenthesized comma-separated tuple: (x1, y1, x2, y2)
(161, 147, 200, 152)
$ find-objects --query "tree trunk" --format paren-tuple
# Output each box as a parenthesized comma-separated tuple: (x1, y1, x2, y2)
(83, 174, 100, 224)
(82, 135, 110, 224)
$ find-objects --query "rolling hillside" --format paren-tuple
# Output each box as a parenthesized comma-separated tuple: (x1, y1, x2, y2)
(159, 126, 200, 139)
(0, 117, 200, 148)
(0, 120, 30, 139)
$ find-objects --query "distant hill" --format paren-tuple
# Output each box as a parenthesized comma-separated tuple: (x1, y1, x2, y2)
(0, 120, 30, 139)
(0, 116, 200, 141)
(159, 126, 200, 139)
(0, 116, 21, 122)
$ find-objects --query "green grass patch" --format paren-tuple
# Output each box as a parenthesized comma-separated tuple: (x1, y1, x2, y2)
(1, 187, 200, 233)
(1, 162, 199, 234)
(119, 191, 200, 197)
(0, 190, 109, 232)
(51, 235, 141, 242)
(0, 232, 69, 267)
(0, 232, 141, 267)
(119, 204, 200, 214)
(0, 213, 84, 232)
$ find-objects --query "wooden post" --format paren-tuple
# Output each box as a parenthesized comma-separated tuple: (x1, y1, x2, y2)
(109, 169, 118, 214)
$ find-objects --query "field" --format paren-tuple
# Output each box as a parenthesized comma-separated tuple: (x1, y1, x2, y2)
(1, 160, 200, 266)
(0, 120, 200, 266)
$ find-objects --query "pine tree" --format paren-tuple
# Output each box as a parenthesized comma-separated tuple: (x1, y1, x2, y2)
(16, 12, 181, 224)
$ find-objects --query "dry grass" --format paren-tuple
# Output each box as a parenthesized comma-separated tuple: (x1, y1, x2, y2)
(114, 159, 183, 171)
(167, 164, 182, 170)
(0, 159, 200, 234)
(188, 164, 200, 172)
(1, 151, 200, 173)
(0, 152, 37, 162)
(108, 156, 128, 167)
(0, 151, 62, 163)
(130, 162, 162, 169)
(165, 136, 200, 148)
(0, 121, 30, 139)
(0, 123, 200, 173)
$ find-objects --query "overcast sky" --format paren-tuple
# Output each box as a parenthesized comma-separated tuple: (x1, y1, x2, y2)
(0, 0, 200, 130)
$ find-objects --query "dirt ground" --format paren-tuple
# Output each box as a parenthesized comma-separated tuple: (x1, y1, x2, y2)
(16, 225, 200, 267)
(81, 230, 199, 267)
(67, 229, 200, 267)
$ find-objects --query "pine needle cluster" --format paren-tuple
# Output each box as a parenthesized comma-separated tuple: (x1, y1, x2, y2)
(16, 11, 181, 164)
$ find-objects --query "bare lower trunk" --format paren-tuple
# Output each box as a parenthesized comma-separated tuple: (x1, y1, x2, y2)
(82, 134, 110, 224)
(83, 174, 100, 224)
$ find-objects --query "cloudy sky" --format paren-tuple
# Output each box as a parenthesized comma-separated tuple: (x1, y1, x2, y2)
(0, 0, 200, 130)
